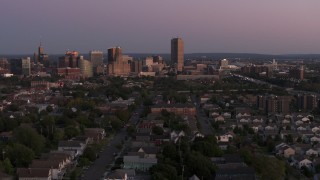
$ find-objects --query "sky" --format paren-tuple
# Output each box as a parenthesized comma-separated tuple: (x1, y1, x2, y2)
(1, 0, 320, 55)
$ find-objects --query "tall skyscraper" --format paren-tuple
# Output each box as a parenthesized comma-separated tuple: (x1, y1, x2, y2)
(171, 38, 184, 72)
(108, 47, 122, 64)
(107, 47, 131, 76)
(37, 42, 49, 66)
(89, 50, 103, 68)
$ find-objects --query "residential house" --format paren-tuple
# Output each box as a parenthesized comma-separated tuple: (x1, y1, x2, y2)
(306, 148, 318, 157)
(58, 140, 87, 156)
(214, 154, 255, 180)
(311, 136, 320, 143)
(235, 108, 251, 119)
(17, 168, 52, 180)
(222, 112, 232, 119)
(84, 128, 105, 143)
(29, 160, 64, 180)
(281, 146, 295, 158)
(105, 169, 135, 180)
(123, 155, 157, 172)
(214, 115, 225, 122)
(170, 130, 185, 143)
(216, 132, 234, 143)
(189, 174, 200, 180)
(275, 143, 295, 158)
(294, 144, 312, 155)
(0, 172, 14, 180)
(135, 133, 151, 142)
(41, 152, 72, 166)
(312, 127, 320, 134)
(299, 158, 313, 169)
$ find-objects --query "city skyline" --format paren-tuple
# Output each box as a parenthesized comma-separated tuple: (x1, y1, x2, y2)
(1, 0, 320, 54)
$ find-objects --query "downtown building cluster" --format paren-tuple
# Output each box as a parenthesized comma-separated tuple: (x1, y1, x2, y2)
(0, 38, 187, 80)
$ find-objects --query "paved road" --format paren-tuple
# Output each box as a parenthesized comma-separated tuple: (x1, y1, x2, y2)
(191, 95, 214, 135)
(81, 105, 144, 180)
(196, 107, 214, 135)
(82, 129, 126, 180)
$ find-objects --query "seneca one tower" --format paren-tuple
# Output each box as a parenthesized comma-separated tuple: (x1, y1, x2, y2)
(171, 37, 184, 72)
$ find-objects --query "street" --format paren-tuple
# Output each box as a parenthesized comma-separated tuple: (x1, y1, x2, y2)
(81, 105, 144, 180)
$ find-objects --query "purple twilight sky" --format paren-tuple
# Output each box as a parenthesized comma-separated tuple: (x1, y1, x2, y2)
(1, 0, 320, 54)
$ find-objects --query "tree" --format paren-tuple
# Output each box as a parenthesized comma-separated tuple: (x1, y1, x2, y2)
(83, 146, 97, 161)
(64, 125, 80, 139)
(301, 166, 313, 178)
(7, 143, 35, 167)
(253, 155, 285, 180)
(184, 151, 216, 180)
(126, 125, 136, 137)
(192, 141, 223, 157)
(2, 158, 14, 175)
(46, 105, 53, 112)
(162, 143, 178, 160)
(13, 126, 45, 155)
(53, 129, 64, 144)
(78, 157, 90, 167)
(150, 164, 178, 180)
(152, 126, 164, 135)
(115, 110, 130, 122)
(110, 118, 123, 131)
(40, 115, 55, 137)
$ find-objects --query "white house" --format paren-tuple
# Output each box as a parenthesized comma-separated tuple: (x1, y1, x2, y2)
(299, 159, 313, 169)
(306, 149, 318, 157)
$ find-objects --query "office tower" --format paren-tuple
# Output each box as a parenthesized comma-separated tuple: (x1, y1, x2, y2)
(89, 50, 103, 68)
(37, 43, 49, 66)
(107, 47, 131, 76)
(132, 60, 143, 73)
(108, 47, 122, 64)
(10, 57, 31, 76)
(78, 56, 93, 78)
(171, 38, 184, 72)
(58, 51, 79, 68)
(22, 57, 31, 76)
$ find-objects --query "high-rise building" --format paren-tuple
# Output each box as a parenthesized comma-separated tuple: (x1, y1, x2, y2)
(108, 47, 122, 64)
(107, 47, 131, 76)
(10, 57, 31, 76)
(171, 38, 184, 72)
(131, 60, 143, 74)
(89, 50, 103, 68)
(37, 43, 49, 66)
(297, 94, 317, 111)
(58, 51, 79, 68)
(78, 56, 93, 78)
(257, 95, 291, 114)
